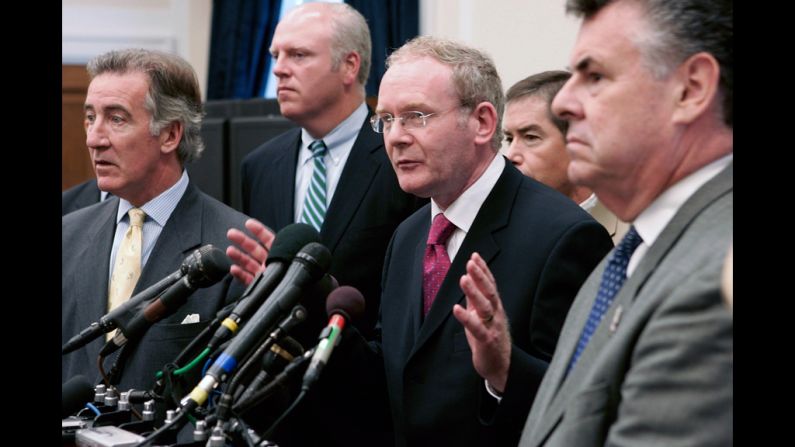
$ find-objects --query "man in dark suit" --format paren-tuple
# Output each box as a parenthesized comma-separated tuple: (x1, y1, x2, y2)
(223, 4, 422, 446)
(227, 2, 422, 341)
(62, 178, 104, 215)
(460, 1, 733, 446)
(62, 49, 248, 393)
(349, 36, 613, 447)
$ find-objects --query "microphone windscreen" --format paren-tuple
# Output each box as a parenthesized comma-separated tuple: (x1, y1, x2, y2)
(326, 286, 365, 321)
(296, 242, 332, 278)
(267, 223, 320, 265)
(189, 245, 233, 287)
(62, 375, 94, 418)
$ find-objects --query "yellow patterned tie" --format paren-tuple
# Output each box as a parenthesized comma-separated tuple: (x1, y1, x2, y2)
(106, 208, 146, 339)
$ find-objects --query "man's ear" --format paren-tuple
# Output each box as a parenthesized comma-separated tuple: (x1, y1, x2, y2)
(159, 121, 184, 155)
(671, 52, 721, 125)
(472, 101, 498, 147)
(342, 51, 362, 87)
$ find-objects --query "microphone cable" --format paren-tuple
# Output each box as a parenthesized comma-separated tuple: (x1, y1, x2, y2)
(231, 347, 313, 417)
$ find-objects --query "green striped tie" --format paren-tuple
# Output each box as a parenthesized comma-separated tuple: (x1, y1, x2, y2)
(300, 140, 328, 232)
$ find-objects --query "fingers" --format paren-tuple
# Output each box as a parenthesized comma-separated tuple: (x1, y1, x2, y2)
(460, 253, 501, 320)
(227, 228, 269, 265)
(453, 302, 490, 341)
(471, 252, 496, 286)
(230, 264, 255, 286)
(226, 244, 265, 280)
(245, 219, 276, 249)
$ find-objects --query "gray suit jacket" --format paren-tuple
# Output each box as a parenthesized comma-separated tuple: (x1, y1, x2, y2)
(62, 178, 102, 216)
(62, 182, 248, 391)
(520, 163, 733, 447)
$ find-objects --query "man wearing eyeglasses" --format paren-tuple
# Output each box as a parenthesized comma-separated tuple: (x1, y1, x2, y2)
(224, 4, 423, 446)
(342, 36, 614, 447)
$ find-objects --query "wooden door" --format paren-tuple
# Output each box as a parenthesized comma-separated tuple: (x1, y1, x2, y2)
(62, 65, 92, 190)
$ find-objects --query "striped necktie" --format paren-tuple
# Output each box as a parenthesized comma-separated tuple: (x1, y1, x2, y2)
(300, 140, 328, 232)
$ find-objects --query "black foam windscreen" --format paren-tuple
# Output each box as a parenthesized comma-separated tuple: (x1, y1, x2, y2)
(62, 375, 94, 418)
(267, 223, 320, 265)
(186, 245, 233, 287)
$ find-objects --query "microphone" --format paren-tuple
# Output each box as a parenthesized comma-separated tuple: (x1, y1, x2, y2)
(182, 242, 331, 409)
(234, 335, 305, 409)
(302, 286, 365, 390)
(62, 375, 94, 418)
(207, 223, 319, 351)
(261, 336, 305, 378)
(62, 245, 217, 355)
(99, 246, 232, 356)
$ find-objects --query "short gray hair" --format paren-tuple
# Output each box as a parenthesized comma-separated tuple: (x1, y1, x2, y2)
(387, 36, 504, 150)
(87, 48, 205, 163)
(566, 0, 732, 127)
(294, 3, 372, 87)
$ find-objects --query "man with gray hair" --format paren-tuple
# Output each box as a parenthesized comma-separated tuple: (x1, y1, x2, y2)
(460, 1, 733, 445)
(62, 49, 248, 392)
(333, 35, 612, 447)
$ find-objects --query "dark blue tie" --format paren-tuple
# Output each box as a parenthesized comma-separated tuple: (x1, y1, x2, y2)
(567, 226, 643, 372)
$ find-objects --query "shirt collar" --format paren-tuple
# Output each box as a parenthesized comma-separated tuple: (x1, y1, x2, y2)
(299, 102, 368, 168)
(634, 154, 733, 247)
(116, 170, 190, 227)
(579, 192, 598, 211)
(431, 154, 505, 232)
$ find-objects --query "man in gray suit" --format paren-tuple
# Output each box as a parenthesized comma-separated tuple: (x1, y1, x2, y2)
(62, 49, 248, 392)
(455, 0, 732, 445)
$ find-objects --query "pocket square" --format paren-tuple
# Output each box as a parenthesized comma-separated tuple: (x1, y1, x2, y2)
(181, 313, 200, 324)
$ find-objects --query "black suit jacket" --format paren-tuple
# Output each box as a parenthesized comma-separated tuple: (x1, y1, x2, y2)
(375, 161, 613, 447)
(239, 114, 423, 447)
(241, 114, 424, 342)
(62, 182, 248, 391)
(62, 178, 101, 216)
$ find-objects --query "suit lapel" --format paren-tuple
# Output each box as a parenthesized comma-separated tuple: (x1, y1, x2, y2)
(272, 131, 301, 230)
(529, 163, 733, 445)
(65, 198, 120, 369)
(398, 216, 431, 361)
(135, 183, 204, 295)
(408, 162, 516, 360)
(321, 117, 382, 252)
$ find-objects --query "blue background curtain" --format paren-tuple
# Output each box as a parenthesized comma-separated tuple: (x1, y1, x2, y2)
(346, 0, 419, 97)
(206, 0, 418, 100)
(206, 0, 282, 99)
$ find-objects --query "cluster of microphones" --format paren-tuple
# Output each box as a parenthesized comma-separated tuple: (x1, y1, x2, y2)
(62, 223, 365, 447)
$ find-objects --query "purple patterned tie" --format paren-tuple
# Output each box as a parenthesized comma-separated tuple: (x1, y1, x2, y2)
(423, 213, 457, 316)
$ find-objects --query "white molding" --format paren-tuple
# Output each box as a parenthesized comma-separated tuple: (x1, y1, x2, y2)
(62, 35, 177, 64)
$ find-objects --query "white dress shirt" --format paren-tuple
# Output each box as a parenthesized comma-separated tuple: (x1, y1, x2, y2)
(293, 103, 369, 222)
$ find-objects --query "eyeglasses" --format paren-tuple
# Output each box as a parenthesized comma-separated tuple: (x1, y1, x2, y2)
(370, 107, 460, 134)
